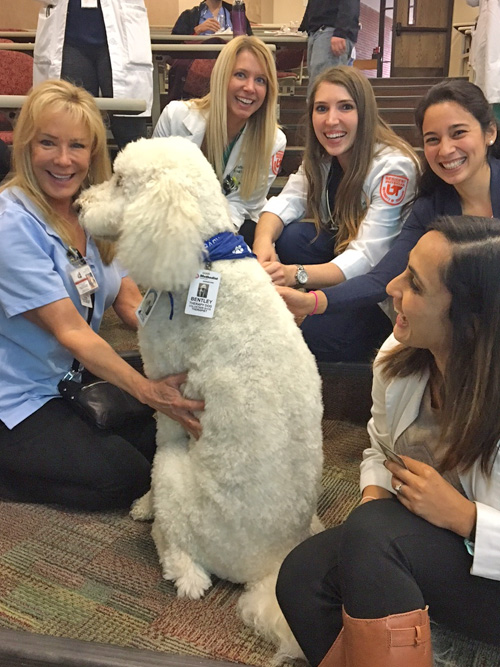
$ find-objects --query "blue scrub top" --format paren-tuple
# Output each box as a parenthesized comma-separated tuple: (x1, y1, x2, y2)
(0, 187, 125, 428)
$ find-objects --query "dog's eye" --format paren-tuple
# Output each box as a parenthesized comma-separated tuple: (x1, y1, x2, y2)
(115, 175, 123, 187)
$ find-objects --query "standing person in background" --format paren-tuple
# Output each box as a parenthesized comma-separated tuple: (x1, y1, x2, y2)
(466, 0, 500, 122)
(299, 0, 360, 98)
(154, 36, 286, 247)
(33, 0, 153, 150)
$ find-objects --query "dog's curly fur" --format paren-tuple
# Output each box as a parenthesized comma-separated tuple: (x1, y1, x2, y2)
(78, 137, 324, 658)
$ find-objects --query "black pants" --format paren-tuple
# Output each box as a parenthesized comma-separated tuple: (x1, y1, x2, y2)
(0, 398, 155, 511)
(61, 42, 147, 150)
(275, 221, 392, 362)
(276, 498, 500, 667)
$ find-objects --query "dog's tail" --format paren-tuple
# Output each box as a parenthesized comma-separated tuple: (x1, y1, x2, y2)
(238, 570, 304, 665)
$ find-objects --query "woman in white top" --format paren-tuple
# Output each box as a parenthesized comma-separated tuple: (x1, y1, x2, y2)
(466, 0, 500, 122)
(33, 0, 153, 149)
(276, 215, 500, 667)
(254, 65, 419, 362)
(153, 36, 286, 246)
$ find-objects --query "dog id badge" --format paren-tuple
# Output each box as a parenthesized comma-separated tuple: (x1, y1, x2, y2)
(185, 270, 221, 318)
(136, 287, 162, 327)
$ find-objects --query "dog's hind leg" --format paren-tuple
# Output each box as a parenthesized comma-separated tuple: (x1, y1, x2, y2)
(151, 521, 212, 600)
(130, 489, 154, 521)
(238, 571, 304, 663)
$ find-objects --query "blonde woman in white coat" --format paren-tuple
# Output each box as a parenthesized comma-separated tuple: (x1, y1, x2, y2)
(276, 215, 500, 667)
(466, 0, 500, 121)
(33, 0, 153, 148)
(153, 36, 286, 247)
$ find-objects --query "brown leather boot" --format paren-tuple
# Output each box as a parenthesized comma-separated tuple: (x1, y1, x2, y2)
(318, 627, 345, 667)
(318, 606, 432, 667)
(342, 606, 432, 666)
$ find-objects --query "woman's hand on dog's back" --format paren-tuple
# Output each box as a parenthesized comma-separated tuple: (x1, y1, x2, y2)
(139, 373, 204, 439)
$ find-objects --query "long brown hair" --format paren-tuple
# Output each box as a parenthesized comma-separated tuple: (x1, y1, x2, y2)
(304, 66, 419, 253)
(379, 215, 500, 475)
(2, 79, 115, 263)
(192, 36, 279, 200)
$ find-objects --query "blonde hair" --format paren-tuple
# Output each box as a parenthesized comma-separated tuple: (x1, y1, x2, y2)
(304, 66, 420, 253)
(3, 79, 114, 263)
(192, 36, 279, 200)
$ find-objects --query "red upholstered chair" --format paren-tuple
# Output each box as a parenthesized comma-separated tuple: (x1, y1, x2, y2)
(275, 47, 305, 94)
(0, 49, 34, 145)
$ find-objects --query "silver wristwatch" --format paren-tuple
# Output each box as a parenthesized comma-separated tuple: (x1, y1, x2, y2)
(294, 264, 308, 286)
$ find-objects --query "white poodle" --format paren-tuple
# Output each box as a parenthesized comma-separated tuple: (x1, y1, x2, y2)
(78, 136, 323, 658)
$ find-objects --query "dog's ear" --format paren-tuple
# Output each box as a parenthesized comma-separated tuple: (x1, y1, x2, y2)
(117, 168, 206, 292)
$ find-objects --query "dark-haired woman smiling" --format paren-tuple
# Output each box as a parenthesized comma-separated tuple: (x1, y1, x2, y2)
(277, 216, 500, 667)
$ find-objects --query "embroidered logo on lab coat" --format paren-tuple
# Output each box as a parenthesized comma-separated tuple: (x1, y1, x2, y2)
(272, 150, 284, 176)
(379, 174, 409, 205)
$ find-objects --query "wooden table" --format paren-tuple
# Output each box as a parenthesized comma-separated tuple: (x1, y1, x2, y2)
(0, 42, 35, 53)
(0, 95, 146, 124)
(0, 30, 36, 42)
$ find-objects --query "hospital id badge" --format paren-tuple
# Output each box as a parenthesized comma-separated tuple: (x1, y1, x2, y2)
(70, 263, 99, 299)
(81, 0, 98, 8)
(136, 287, 162, 327)
(185, 270, 221, 318)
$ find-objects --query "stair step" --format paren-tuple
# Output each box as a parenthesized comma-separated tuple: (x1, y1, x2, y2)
(369, 85, 436, 97)
(378, 108, 416, 124)
(269, 176, 288, 196)
(369, 76, 454, 86)
(374, 95, 422, 108)
(281, 146, 303, 176)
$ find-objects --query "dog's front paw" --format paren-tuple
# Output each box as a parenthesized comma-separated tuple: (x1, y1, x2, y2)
(174, 566, 212, 600)
(130, 490, 153, 521)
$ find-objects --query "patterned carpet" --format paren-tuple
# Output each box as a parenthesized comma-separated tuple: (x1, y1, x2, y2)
(1, 312, 498, 665)
(0, 419, 363, 665)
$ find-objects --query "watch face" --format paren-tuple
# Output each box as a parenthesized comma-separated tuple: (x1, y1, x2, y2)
(297, 268, 308, 285)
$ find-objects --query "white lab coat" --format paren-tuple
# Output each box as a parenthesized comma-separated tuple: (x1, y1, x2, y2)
(262, 145, 418, 281)
(33, 0, 153, 115)
(466, 0, 500, 104)
(153, 100, 287, 230)
(362, 334, 500, 582)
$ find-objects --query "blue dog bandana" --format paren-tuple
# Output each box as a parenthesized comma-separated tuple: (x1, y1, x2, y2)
(203, 232, 256, 262)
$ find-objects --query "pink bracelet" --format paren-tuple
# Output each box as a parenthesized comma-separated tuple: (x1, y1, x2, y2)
(309, 290, 319, 316)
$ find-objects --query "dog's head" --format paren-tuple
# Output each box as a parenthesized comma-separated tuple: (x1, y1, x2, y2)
(78, 136, 234, 291)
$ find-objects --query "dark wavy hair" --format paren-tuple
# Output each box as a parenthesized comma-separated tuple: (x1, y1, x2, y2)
(379, 215, 500, 475)
(414, 79, 500, 197)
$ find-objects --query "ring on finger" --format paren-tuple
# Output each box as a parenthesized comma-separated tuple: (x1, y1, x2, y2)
(395, 482, 404, 495)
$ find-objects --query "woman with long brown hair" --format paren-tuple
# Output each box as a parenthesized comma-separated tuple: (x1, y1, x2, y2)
(254, 65, 419, 362)
(277, 215, 500, 667)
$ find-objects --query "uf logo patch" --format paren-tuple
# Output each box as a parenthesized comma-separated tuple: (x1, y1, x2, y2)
(380, 174, 409, 206)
